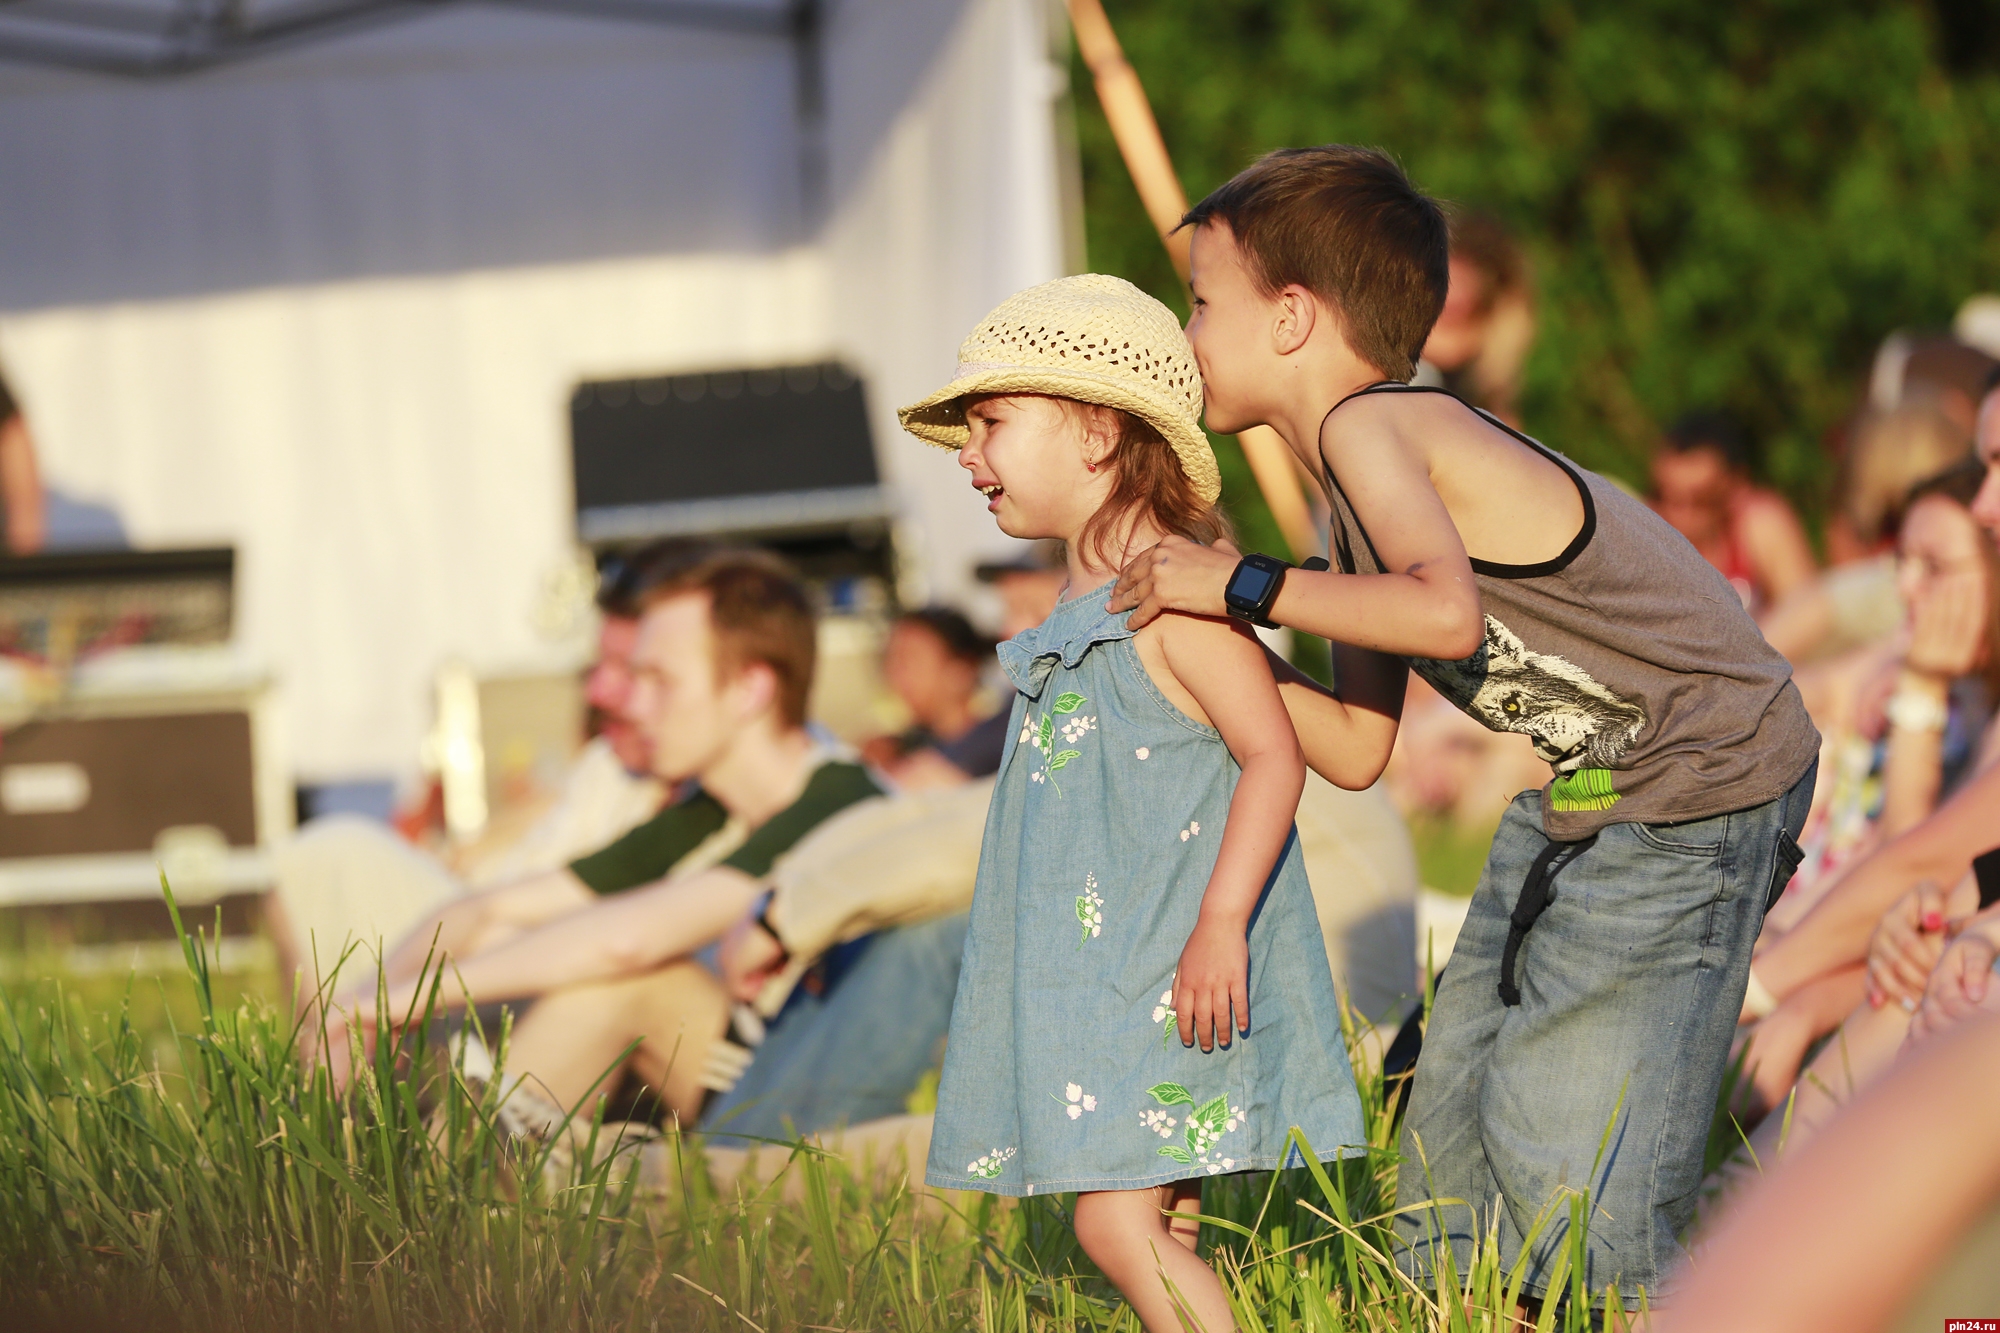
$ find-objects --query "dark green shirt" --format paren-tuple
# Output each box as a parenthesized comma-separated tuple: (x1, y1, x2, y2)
(567, 761, 883, 895)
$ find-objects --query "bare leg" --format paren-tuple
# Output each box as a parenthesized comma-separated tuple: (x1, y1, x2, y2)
(504, 961, 729, 1120)
(1073, 1184, 1233, 1333)
(1770, 998, 1913, 1153)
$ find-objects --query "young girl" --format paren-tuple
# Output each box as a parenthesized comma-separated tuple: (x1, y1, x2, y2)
(900, 274, 1364, 1332)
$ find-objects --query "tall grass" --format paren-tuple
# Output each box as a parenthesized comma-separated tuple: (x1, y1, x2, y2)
(0, 885, 1640, 1331)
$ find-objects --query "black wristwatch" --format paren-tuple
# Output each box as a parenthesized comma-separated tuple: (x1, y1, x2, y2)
(1224, 553, 1291, 627)
(1224, 553, 1331, 628)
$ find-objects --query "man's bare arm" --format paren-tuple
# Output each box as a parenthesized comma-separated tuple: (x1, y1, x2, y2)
(376, 867, 598, 986)
(361, 864, 763, 1021)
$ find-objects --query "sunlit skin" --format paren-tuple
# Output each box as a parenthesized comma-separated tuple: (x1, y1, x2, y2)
(583, 616, 651, 775)
(1972, 387, 2000, 541)
(1894, 494, 1989, 668)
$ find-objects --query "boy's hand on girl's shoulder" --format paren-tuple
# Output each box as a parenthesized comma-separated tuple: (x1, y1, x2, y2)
(1109, 536, 1238, 628)
(1175, 915, 1250, 1052)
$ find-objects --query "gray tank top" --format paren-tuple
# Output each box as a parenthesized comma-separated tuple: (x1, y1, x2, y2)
(1323, 384, 1819, 839)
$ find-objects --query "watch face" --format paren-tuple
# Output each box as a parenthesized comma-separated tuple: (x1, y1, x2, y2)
(1227, 562, 1278, 605)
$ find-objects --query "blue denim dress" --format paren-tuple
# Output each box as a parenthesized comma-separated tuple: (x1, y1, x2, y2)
(926, 585, 1366, 1196)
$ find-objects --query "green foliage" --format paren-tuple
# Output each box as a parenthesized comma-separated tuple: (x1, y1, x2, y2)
(1074, 0, 2000, 519)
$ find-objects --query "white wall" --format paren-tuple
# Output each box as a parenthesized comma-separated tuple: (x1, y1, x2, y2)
(0, 0, 1065, 784)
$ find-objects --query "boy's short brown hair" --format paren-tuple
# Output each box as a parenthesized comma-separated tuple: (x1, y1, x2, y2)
(1183, 145, 1449, 381)
(640, 548, 817, 727)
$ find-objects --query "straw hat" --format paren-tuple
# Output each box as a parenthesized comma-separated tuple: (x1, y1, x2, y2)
(898, 274, 1219, 503)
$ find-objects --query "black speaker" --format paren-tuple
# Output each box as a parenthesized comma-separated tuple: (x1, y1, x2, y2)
(570, 361, 888, 546)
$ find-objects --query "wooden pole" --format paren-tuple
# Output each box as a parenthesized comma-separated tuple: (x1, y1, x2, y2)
(1066, 0, 1318, 561)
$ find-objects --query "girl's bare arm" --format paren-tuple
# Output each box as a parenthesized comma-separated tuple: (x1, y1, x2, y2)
(1156, 611, 1307, 1052)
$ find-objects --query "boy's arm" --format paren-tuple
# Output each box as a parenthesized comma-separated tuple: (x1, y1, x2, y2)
(1158, 612, 1307, 1052)
(1110, 413, 1482, 660)
(1268, 643, 1407, 789)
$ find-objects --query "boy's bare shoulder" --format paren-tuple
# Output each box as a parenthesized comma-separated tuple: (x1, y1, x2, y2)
(1319, 388, 1496, 467)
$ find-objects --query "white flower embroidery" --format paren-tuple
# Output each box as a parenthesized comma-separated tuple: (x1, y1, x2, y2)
(1178, 819, 1202, 842)
(1138, 1106, 1179, 1138)
(1018, 721, 1034, 745)
(1144, 1084, 1241, 1169)
(1134, 747, 1150, 760)
(1060, 1083, 1098, 1119)
(965, 1146, 1017, 1179)
(1075, 873, 1105, 946)
(1153, 987, 1178, 1045)
(1024, 691, 1089, 797)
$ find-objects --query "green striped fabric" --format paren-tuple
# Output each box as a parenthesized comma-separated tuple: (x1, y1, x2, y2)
(1549, 767, 1621, 812)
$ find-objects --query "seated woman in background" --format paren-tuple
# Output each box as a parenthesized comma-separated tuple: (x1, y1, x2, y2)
(1778, 460, 2000, 922)
(1649, 409, 1817, 614)
(861, 606, 1008, 788)
(1731, 466, 2000, 1117)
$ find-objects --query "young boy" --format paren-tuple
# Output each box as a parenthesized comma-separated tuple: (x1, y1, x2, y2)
(1109, 146, 1818, 1307)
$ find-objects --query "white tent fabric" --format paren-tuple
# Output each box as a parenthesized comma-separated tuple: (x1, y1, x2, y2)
(0, 0, 1068, 782)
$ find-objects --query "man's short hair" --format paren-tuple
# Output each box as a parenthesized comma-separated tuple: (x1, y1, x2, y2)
(596, 539, 724, 620)
(1663, 410, 1753, 473)
(640, 548, 817, 728)
(1183, 145, 1449, 381)
(896, 605, 994, 666)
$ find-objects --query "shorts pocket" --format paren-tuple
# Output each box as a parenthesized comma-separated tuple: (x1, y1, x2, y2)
(1765, 828, 1805, 913)
(1630, 813, 1728, 857)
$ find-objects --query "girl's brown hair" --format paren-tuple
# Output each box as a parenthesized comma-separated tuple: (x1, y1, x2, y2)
(1065, 401, 1233, 567)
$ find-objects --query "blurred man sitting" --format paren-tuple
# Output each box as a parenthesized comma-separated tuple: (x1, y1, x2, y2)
(314, 548, 972, 1148)
(266, 543, 698, 982)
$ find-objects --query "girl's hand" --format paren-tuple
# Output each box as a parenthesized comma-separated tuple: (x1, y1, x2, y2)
(1109, 536, 1238, 629)
(1910, 932, 2000, 1042)
(1866, 880, 1952, 1010)
(1175, 915, 1250, 1052)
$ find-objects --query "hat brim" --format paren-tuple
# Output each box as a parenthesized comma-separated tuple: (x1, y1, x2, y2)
(898, 366, 1220, 504)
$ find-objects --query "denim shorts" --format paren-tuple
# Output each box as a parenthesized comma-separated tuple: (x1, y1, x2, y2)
(1394, 763, 1814, 1306)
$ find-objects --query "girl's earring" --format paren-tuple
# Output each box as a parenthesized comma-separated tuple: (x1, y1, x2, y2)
(1086, 460, 1098, 473)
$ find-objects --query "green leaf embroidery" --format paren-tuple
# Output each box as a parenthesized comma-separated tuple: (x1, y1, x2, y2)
(1048, 749, 1081, 771)
(1147, 1082, 1194, 1107)
(1193, 1094, 1229, 1135)
(1076, 897, 1093, 926)
(1036, 715, 1053, 750)
(1157, 1145, 1193, 1164)
(1052, 691, 1086, 715)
